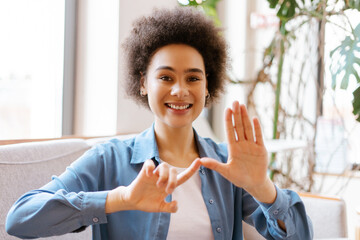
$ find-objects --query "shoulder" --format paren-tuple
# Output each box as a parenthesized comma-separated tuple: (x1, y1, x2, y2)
(70, 135, 137, 170)
(90, 135, 137, 160)
(101, 136, 136, 151)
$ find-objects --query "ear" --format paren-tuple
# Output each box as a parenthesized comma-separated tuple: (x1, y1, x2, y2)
(205, 79, 209, 97)
(140, 72, 147, 95)
(205, 73, 209, 93)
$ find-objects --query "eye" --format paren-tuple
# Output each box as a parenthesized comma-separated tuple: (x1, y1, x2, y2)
(159, 75, 172, 81)
(188, 76, 200, 82)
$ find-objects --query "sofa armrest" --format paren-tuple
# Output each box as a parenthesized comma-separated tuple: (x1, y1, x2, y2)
(243, 192, 348, 239)
(0, 139, 92, 239)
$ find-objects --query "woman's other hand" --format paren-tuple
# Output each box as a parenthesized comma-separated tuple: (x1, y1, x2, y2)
(200, 101, 277, 204)
(105, 158, 201, 214)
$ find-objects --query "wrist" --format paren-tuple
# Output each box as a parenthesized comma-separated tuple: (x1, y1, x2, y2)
(246, 178, 277, 204)
(105, 186, 130, 214)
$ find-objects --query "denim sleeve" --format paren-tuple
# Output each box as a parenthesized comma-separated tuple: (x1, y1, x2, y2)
(242, 185, 313, 239)
(5, 147, 109, 239)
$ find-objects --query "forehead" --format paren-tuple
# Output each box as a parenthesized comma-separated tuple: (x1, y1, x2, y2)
(147, 44, 205, 71)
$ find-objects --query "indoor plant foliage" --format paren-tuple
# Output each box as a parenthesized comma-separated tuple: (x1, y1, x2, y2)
(249, 0, 360, 190)
(177, 0, 221, 26)
(267, 0, 360, 122)
(180, 0, 360, 191)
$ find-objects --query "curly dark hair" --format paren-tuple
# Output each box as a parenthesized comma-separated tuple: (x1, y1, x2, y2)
(122, 6, 229, 107)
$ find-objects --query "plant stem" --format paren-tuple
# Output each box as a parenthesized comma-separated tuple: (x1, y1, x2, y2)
(269, 38, 285, 180)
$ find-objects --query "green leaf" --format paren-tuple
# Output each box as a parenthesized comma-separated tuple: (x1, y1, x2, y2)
(277, 0, 298, 20)
(178, 0, 220, 8)
(279, 21, 288, 35)
(267, 0, 279, 8)
(202, 4, 221, 26)
(178, 0, 197, 6)
(353, 86, 360, 122)
(347, 0, 360, 11)
(203, 0, 219, 8)
(330, 24, 360, 90)
(178, 0, 222, 26)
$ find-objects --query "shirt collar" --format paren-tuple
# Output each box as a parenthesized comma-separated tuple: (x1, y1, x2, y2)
(194, 130, 222, 161)
(130, 123, 221, 165)
(130, 123, 160, 165)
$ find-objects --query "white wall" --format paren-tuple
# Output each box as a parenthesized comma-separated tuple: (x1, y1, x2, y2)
(74, 0, 119, 136)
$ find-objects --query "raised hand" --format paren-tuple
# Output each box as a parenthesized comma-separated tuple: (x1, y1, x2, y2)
(105, 158, 201, 214)
(200, 101, 276, 203)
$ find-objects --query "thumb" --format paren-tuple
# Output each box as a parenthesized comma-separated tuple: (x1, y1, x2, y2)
(160, 200, 178, 213)
(177, 158, 201, 186)
(141, 159, 155, 178)
(200, 157, 227, 176)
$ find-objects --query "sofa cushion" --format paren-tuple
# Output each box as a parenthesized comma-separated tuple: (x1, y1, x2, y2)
(301, 194, 347, 238)
(0, 139, 92, 239)
(242, 193, 348, 239)
(0, 139, 90, 164)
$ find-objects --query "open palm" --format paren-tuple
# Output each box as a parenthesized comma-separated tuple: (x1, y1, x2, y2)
(200, 101, 269, 191)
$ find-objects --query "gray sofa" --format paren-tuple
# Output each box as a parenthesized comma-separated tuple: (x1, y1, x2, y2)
(0, 134, 136, 240)
(0, 121, 348, 239)
(1, 138, 95, 239)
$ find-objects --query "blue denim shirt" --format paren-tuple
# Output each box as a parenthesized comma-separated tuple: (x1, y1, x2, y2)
(6, 125, 313, 239)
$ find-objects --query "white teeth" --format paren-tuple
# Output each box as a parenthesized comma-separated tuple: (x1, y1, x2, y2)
(168, 104, 190, 110)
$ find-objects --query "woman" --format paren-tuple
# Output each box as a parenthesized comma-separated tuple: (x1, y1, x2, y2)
(6, 7, 313, 239)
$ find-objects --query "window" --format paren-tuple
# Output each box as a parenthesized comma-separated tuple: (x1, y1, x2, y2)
(0, 0, 66, 140)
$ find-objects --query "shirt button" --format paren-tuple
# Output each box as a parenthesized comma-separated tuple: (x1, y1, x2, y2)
(216, 227, 222, 233)
(200, 168, 205, 174)
(92, 217, 99, 223)
(209, 199, 214, 204)
(273, 210, 279, 215)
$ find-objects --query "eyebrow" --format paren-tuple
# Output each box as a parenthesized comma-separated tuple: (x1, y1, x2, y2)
(155, 66, 204, 75)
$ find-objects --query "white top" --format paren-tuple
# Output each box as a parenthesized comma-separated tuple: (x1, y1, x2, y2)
(166, 167, 214, 240)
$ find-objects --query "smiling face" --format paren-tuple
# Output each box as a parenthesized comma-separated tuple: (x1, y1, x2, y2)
(141, 44, 208, 130)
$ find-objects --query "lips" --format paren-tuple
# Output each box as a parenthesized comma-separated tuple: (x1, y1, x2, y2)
(165, 103, 192, 110)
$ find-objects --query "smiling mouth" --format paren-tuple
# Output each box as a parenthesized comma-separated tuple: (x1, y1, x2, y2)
(165, 103, 192, 110)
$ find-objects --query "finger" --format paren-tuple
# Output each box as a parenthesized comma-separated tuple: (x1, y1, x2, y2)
(165, 168, 178, 194)
(160, 200, 178, 213)
(199, 157, 227, 177)
(240, 105, 254, 141)
(253, 117, 265, 146)
(225, 108, 236, 144)
(232, 101, 245, 141)
(154, 163, 170, 188)
(142, 159, 155, 178)
(177, 158, 201, 186)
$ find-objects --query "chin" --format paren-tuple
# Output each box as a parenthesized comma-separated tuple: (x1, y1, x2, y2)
(162, 118, 194, 130)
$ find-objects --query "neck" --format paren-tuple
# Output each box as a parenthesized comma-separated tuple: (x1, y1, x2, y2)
(154, 121, 198, 167)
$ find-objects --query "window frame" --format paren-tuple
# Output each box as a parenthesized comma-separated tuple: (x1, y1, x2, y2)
(62, 0, 78, 136)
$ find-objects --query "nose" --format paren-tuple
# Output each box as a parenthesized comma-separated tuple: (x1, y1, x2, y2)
(170, 80, 189, 98)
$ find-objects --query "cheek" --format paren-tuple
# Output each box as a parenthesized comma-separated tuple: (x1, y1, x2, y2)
(148, 83, 164, 98)
(146, 84, 166, 107)
(198, 84, 207, 98)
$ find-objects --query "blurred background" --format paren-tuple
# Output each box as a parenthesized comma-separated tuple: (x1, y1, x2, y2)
(0, 0, 359, 238)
